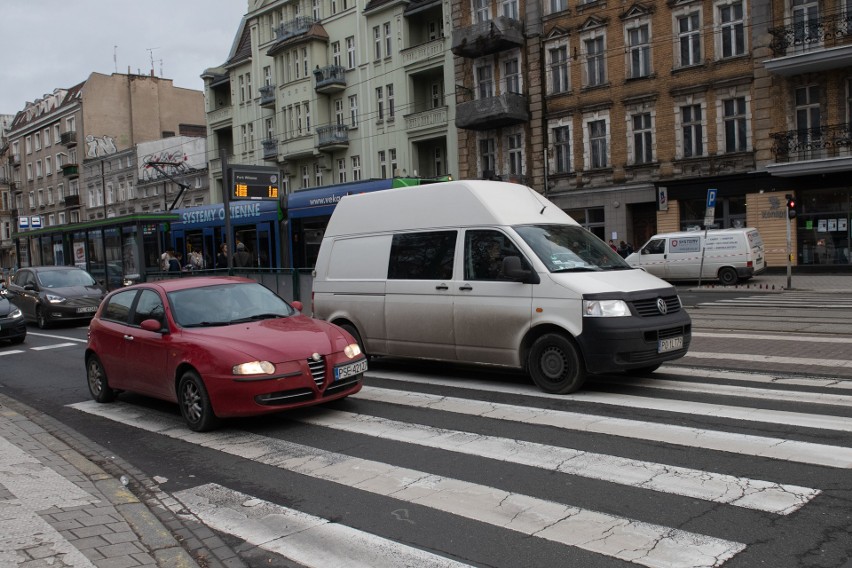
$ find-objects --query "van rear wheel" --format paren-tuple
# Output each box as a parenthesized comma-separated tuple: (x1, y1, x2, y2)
(718, 267, 738, 286)
(528, 333, 586, 394)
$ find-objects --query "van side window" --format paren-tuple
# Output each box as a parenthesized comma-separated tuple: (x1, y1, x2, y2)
(643, 238, 666, 255)
(388, 231, 456, 280)
(464, 230, 526, 280)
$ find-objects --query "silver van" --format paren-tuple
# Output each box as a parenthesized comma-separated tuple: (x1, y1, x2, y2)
(312, 181, 692, 394)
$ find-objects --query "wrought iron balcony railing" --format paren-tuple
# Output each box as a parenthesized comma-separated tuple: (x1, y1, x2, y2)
(771, 123, 852, 162)
(313, 65, 347, 93)
(262, 139, 278, 161)
(60, 131, 77, 146)
(273, 17, 316, 42)
(769, 12, 852, 56)
(259, 85, 276, 107)
(316, 124, 349, 150)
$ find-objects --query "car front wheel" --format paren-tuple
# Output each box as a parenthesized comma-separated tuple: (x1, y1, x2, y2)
(36, 306, 49, 329)
(528, 333, 586, 394)
(178, 371, 220, 432)
(86, 354, 116, 403)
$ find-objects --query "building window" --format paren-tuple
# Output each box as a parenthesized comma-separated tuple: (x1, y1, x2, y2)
(431, 83, 443, 108)
(239, 75, 246, 103)
(390, 148, 397, 176)
(374, 26, 382, 61)
(795, 85, 821, 152)
(553, 125, 571, 173)
(36, 160, 43, 178)
(677, 12, 701, 67)
(719, 1, 745, 58)
(474, 0, 490, 23)
(480, 137, 496, 177)
(43, 128, 51, 147)
(246, 72, 252, 100)
(504, 57, 520, 93)
(723, 97, 748, 152)
(387, 84, 395, 119)
(549, 0, 567, 13)
(379, 150, 387, 178)
(25, 136, 32, 154)
(632, 112, 654, 164)
(502, 0, 518, 19)
(304, 102, 311, 131)
(376, 87, 384, 120)
(335, 98, 345, 125)
(507, 133, 523, 175)
(627, 24, 651, 78)
(332, 42, 341, 67)
(384, 22, 392, 57)
(682, 104, 704, 157)
(349, 95, 358, 127)
(584, 36, 606, 87)
(337, 158, 347, 183)
(315, 163, 323, 187)
(477, 63, 494, 99)
(549, 46, 569, 94)
(352, 155, 361, 180)
(302, 165, 310, 189)
(589, 119, 608, 168)
(346, 36, 356, 68)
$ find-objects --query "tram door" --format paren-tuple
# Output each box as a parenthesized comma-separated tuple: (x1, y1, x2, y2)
(256, 227, 271, 268)
(202, 228, 216, 270)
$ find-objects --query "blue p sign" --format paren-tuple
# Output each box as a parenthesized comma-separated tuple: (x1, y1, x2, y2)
(707, 189, 717, 209)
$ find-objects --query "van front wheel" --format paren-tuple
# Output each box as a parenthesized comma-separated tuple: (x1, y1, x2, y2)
(718, 267, 738, 286)
(528, 334, 586, 394)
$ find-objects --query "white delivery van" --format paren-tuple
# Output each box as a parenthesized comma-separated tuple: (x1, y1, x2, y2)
(626, 228, 765, 285)
(312, 181, 691, 394)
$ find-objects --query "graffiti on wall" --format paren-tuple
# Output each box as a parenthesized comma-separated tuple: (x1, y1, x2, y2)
(86, 135, 118, 158)
(141, 150, 190, 181)
(136, 137, 206, 181)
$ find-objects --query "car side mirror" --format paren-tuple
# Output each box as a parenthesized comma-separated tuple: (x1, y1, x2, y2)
(291, 300, 303, 312)
(23, 283, 36, 291)
(140, 319, 166, 333)
(502, 256, 540, 284)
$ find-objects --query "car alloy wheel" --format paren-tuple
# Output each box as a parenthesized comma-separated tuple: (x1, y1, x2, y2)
(86, 355, 116, 403)
(178, 371, 220, 432)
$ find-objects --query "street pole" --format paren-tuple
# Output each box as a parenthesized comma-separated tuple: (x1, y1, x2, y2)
(220, 148, 234, 275)
(786, 209, 792, 290)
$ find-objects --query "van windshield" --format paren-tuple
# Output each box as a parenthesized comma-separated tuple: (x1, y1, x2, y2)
(514, 225, 631, 272)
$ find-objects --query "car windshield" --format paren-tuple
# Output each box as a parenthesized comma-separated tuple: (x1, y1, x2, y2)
(167, 282, 296, 327)
(514, 224, 631, 272)
(37, 269, 97, 288)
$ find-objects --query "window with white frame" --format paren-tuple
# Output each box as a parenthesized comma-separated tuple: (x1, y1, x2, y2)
(301, 165, 310, 189)
(346, 36, 356, 68)
(246, 72, 253, 100)
(248, 123, 255, 145)
(47, 214, 54, 226)
(53, 124, 61, 143)
(722, 96, 748, 152)
(676, 11, 701, 67)
(549, 0, 567, 13)
(337, 158, 347, 183)
(502, 0, 518, 19)
(44, 128, 51, 147)
(70, 211, 79, 223)
(585, 116, 609, 169)
(631, 112, 654, 164)
(507, 132, 523, 175)
(431, 83, 444, 108)
(680, 103, 705, 157)
(57, 183, 64, 201)
(352, 155, 361, 180)
(239, 75, 246, 103)
(45, 156, 52, 176)
(266, 118, 274, 140)
(795, 85, 820, 144)
(296, 105, 304, 134)
(38, 189, 44, 206)
(504, 56, 520, 93)
(792, 0, 819, 47)
(241, 125, 248, 150)
(583, 34, 606, 87)
(263, 65, 272, 86)
(390, 148, 397, 176)
(335, 98, 345, 125)
(25, 136, 32, 154)
(29, 191, 35, 209)
(304, 102, 311, 131)
(379, 150, 387, 178)
(47, 187, 54, 204)
(474, 0, 490, 22)
(387, 84, 395, 119)
(34, 133, 41, 152)
(58, 212, 66, 224)
(27, 163, 33, 180)
(315, 163, 323, 186)
(627, 23, 651, 79)
(548, 45, 569, 94)
(718, 1, 745, 58)
(374, 26, 382, 60)
(332, 42, 342, 67)
(479, 137, 496, 176)
(331, 0, 338, 14)
(552, 123, 571, 173)
(349, 95, 358, 126)
(476, 62, 494, 99)
(376, 87, 384, 120)
(66, 116, 75, 133)
(384, 22, 392, 57)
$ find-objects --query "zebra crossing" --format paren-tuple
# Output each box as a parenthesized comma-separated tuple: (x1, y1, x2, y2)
(68, 365, 852, 568)
(694, 290, 852, 309)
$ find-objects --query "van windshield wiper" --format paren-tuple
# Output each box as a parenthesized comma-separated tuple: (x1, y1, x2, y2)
(551, 266, 598, 273)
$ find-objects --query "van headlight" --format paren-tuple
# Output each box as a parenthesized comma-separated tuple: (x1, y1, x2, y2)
(583, 299, 630, 317)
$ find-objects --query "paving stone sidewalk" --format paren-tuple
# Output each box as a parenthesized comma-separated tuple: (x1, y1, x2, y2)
(0, 393, 247, 568)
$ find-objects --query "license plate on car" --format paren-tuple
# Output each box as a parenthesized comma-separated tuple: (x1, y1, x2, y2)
(658, 336, 683, 353)
(334, 359, 368, 381)
(76, 306, 98, 314)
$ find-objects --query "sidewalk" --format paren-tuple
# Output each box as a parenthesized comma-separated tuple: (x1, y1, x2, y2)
(0, 393, 247, 568)
(691, 271, 852, 293)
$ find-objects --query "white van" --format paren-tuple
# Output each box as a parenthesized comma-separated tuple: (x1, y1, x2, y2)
(312, 181, 691, 394)
(626, 228, 765, 285)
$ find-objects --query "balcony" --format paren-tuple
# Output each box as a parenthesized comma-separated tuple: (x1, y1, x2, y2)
(262, 139, 279, 161)
(767, 123, 852, 177)
(207, 105, 233, 129)
(316, 124, 349, 152)
(766, 13, 852, 75)
(8, 154, 20, 167)
(259, 85, 276, 108)
(60, 131, 77, 146)
(451, 16, 524, 58)
(402, 38, 447, 69)
(64, 194, 80, 208)
(61, 163, 80, 178)
(268, 17, 320, 56)
(313, 65, 347, 94)
(455, 93, 529, 131)
(404, 106, 448, 135)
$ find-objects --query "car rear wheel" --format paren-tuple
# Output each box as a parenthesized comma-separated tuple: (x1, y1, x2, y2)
(36, 307, 49, 329)
(528, 333, 586, 394)
(86, 354, 116, 403)
(718, 267, 738, 286)
(178, 371, 220, 432)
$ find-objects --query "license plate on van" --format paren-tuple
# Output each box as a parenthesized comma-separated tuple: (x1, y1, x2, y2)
(658, 336, 683, 353)
(334, 359, 368, 381)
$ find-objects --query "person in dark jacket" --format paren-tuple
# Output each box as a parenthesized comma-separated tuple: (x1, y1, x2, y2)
(233, 242, 254, 268)
(216, 243, 229, 269)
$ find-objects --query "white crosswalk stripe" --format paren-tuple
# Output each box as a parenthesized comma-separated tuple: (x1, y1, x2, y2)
(67, 365, 852, 567)
(695, 292, 852, 309)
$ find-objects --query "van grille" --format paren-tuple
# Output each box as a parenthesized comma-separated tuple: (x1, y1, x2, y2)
(308, 356, 326, 388)
(631, 296, 681, 317)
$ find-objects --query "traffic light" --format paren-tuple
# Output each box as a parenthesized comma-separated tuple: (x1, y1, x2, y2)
(785, 194, 797, 219)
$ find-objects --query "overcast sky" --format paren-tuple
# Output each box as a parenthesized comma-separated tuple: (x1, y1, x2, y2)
(1, 1, 248, 114)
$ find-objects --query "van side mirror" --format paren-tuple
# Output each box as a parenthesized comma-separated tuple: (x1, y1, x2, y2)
(502, 256, 540, 284)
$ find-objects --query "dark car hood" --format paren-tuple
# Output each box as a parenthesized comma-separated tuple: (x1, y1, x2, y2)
(0, 296, 16, 317)
(181, 315, 351, 362)
(43, 285, 103, 298)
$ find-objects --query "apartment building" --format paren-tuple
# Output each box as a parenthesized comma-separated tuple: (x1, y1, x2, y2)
(202, 0, 458, 202)
(5, 72, 206, 266)
(1, 114, 15, 269)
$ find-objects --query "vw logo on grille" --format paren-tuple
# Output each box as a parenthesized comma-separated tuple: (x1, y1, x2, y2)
(656, 298, 668, 315)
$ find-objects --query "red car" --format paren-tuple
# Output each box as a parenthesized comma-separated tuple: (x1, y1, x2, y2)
(85, 276, 366, 431)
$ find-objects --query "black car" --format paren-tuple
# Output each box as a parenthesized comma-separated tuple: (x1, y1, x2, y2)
(0, 285, 26, 343)
(7, 266, 106, 329)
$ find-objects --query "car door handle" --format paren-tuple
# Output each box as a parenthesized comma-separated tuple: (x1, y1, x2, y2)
(123, 335, 134, 341)
(435, 283, 449, 290)
(459, 284, 473, 291)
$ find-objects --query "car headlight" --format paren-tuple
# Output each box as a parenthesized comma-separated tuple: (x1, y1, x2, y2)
(232, 361, 276, 375)
(45, 293, 67, 304)
(343, 343, 362, 359)
(583, 299, 630, 317)
(10, 307, 22, 319)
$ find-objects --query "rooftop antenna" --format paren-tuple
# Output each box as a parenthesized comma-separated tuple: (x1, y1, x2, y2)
(146, 47, 160, 75)
(113, 46, 118, 73)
